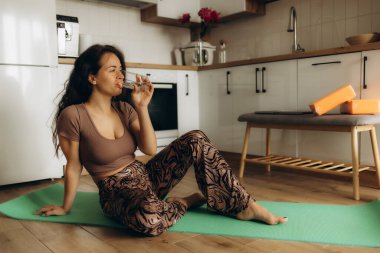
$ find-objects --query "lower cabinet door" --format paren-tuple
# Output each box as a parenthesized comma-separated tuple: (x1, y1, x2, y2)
(177, 70, 199, 135)
(359, 50, 380, 166)
(297, 53, 361, 162)
(199, 68, 233, 151)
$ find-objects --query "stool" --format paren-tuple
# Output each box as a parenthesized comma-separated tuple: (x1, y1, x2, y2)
(238, 113, 380, 200)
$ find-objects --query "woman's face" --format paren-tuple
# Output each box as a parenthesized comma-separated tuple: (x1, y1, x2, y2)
(90, 52, 124, 97)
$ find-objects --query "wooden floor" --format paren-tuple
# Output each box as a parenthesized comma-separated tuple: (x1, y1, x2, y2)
(1, 152, 380, 253)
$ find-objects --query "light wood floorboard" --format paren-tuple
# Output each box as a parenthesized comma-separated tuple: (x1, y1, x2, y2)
(0, 152, 379, 253)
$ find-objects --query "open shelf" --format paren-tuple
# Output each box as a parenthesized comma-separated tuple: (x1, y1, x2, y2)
(245, 155, 375, 177)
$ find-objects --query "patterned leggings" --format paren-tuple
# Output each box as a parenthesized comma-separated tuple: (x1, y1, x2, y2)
(96, 130, 252, 236)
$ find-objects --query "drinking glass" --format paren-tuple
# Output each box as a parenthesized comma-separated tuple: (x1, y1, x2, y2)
(122, 70, 149, 90)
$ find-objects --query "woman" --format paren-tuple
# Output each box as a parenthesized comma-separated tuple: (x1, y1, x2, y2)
(35, 44, 287, 236)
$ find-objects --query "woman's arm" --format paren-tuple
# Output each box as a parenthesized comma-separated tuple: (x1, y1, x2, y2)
(130, 76, 157, 155)
(130, 107, 157, 155)
(34, 136, 82, 216)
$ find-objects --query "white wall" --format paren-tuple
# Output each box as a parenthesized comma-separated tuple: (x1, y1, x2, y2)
(208, 0, 380, 62)
(56, 0, 190, 64)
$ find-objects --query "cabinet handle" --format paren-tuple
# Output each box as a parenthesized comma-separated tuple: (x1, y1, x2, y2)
(311, 61, 341, 66)
(255, 68, 260, 93)
(363, 56, 368, 89)
(185, 74, 189, 96)
(226, 71, 231, 95)
(261, 67, 266, 93)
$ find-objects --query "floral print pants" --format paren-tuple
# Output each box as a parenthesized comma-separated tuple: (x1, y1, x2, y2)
(96, 130, 252, 236)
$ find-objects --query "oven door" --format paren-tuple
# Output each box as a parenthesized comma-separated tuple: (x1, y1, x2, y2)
(149, 83, 178, 131)
(120, 82, 178, 147)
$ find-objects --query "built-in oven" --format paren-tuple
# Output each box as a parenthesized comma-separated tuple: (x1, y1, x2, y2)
(147, 82, 178, 146)
(120, 81, 178, 151)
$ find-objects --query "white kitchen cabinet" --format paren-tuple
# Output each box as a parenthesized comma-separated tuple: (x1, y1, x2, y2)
(230, 65, 261, 154)
(141, 0, 264, 26)
(231, 60, 298, 156)
(199, 60, 297, 155)
(201, 0, 263, 18)
(198, 68, 233, 151)
(359, 50, 380, 166)
(177, 70, 200, 135)
(156, 0, 200, 22)
(297, 52, 362, 162)
(201, 0, 244, 16)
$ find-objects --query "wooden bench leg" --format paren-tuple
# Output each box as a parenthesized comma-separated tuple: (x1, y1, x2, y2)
(369, 126, 380, 189)
(266, 128, 271, 173)
(239, 124, 251, 178)
(351, 126, 360, 200)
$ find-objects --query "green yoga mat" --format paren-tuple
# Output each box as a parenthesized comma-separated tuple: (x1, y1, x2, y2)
(1, 184, 379, 247)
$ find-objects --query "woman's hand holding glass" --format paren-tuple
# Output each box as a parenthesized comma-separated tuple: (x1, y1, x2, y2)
(126, 72, 154, 108)
(122, 71, 146, 90)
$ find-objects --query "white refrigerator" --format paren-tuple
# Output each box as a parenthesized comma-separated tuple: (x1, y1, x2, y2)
(0, 0, 64, 185)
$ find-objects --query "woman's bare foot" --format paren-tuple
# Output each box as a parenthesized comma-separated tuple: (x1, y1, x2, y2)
(167, 193, 206, 209)
(236, 199, 288, 225)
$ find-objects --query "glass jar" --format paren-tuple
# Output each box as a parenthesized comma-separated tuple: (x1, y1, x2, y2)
(219, 40, 226, 64)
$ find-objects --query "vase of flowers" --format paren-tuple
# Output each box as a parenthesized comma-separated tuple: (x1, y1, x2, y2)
(180, 7, 220, 40)
(179, 8, 220, 66)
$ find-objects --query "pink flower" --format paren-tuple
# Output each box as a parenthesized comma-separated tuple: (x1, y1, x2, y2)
(198, 8, 220, 23)
(179, 13, 191, 24)
(210, 10, 220, 23)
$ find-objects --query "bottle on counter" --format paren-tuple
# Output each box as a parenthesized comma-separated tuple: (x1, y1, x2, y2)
(219, 40, 226, 64)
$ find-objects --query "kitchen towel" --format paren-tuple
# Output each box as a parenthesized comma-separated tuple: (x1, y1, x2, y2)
(1, 184, 380, 247)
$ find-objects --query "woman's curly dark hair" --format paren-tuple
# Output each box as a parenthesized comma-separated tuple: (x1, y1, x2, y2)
(52, 44, 126, 156)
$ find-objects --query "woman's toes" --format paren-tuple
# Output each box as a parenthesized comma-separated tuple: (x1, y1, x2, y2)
(237, 200, 288, 225)
(266, 215, 288, 225)
(279, 216, 288, 224)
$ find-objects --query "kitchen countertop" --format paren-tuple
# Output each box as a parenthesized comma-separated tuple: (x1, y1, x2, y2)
(58, 41, 380, 71)
(58, 57, 198, 70)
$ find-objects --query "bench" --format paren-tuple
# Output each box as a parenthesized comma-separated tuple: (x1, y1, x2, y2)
(238, 113, 380, 200)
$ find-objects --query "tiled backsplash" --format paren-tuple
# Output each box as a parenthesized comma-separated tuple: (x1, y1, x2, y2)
(208, 0, 380, 62)
(58, 0, 380, 65)
(56, 0, 190, 64)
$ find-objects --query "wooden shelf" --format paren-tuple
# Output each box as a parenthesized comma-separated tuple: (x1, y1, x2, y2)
(245, 155, 375, 177)
(141, 5, 199, 28)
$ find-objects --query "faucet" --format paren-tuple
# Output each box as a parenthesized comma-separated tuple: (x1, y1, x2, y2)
(287, 6, 304, 53)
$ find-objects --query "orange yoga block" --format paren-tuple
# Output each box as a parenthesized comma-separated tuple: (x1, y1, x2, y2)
(340, 99, 380, 114)
(309, 84, 356, 115)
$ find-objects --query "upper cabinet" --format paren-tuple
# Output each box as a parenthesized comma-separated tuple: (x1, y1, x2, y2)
(157, 0, 200, 22)
(200, 0, 265, 22)
(141, 0, 267, 27)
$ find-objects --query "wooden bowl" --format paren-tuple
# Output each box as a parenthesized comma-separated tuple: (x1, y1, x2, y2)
(346, 33, 380, 46)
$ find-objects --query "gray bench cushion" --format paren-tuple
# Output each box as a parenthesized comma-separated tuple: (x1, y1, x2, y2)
(238, 113, 380, 126)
